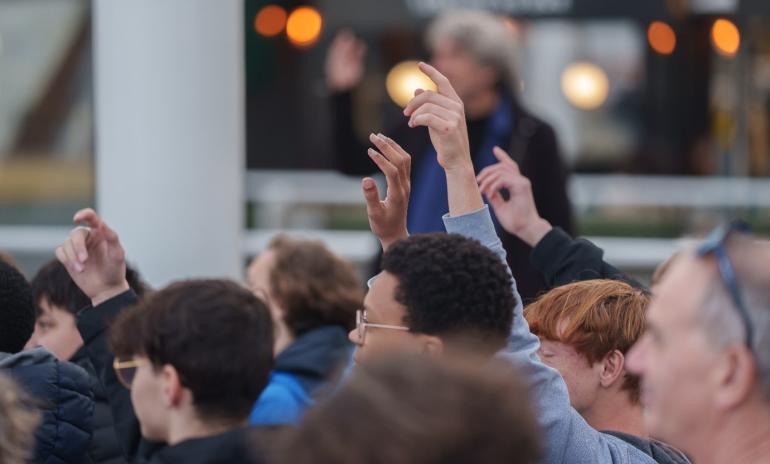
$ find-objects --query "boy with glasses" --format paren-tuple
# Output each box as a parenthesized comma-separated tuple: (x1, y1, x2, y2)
(56, 211, 274, 464)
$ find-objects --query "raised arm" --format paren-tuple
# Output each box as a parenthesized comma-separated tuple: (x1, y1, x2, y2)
(478, 147, 645, 291)
(56, 209, 157, 461)
(406, 66, 655, 464)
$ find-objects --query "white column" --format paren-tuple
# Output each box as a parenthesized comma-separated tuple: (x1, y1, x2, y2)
(93, 0, 244, 287)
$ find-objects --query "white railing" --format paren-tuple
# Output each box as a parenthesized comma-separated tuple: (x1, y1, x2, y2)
(2, 172, 769, 270)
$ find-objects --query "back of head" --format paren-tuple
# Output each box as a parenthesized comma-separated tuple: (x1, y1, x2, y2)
(525, 279, 649, 403)
(268, 235, 363, 335)
(0, 261, 35, 354)
(277, 352, 540, 464)
(0, 373, 39, 464)
(426, 10, 520, 95)
(381, 233, 515, 355)
(110, 279, 274, 422)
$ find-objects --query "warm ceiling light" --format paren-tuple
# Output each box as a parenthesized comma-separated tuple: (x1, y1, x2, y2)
(286, 6, 323, 47)
(711, 18, 740, 57)
(385, 61, 438, 108)
(647, 21, 677, 55)
(561, 62, 610, 110)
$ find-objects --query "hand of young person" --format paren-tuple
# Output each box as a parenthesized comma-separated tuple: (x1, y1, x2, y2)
(403, 62, 471, 174)
(477, 147, 553, 247)
(361, 133, 411, 251)
(56, 208, 130, 306)
(325, 30, 367, 92)
(404, 62, 482, 216)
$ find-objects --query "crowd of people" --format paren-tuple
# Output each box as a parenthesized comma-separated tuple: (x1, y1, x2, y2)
(1, 10, 769, 464)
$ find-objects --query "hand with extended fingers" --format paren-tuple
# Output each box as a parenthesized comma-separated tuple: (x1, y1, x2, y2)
(325, 30, 367, 92)
(56, 208, 130, 306)
(403, 62, 471, 173)
(361, 133, 411, 251)
(477, 147, 553, 247)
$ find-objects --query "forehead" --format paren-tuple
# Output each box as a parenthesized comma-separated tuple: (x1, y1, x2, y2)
(648, 252, 715, 329)
(247, 250, 276, 281)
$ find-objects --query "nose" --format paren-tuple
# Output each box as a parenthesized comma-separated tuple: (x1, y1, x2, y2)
(349, 328, 362, 346)
(626, 336, 647, 375)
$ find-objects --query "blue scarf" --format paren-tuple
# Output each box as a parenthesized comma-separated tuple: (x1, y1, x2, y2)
(407, 93, 515, 233)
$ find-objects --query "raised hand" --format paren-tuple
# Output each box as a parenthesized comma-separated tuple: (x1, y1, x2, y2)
(55, 208, 130, 306)
(325, 30, 367, 92)
(361, 133, 411, 251)
(477, 147, 553, 247)
(403, 62, 471, 173)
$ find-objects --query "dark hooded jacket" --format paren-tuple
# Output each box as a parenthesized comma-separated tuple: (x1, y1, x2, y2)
(0, 347, 94, 464)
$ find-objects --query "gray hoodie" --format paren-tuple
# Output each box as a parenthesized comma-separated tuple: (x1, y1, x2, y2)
(443, 206, 664, 464)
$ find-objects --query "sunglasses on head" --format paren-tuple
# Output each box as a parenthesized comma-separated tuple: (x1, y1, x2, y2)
(696, 220, 753, 348)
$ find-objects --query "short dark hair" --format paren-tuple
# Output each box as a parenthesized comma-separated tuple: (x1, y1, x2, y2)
(267, 235, 362, 335)
(381, 233, 515, 354)
(31, 259, 149, 317)
(110, 279, 273, 421)
(0, 261, 35, 354)
(276, 353, 541, 464)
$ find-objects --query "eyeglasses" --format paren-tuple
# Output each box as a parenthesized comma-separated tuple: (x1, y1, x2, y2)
(113, 358, 149, 389)
(696, 220, 753, 348)
(356, 309, 409, 344)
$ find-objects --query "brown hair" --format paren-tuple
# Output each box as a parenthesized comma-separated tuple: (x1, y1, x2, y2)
(274, 352, 540, 464)
(110, 279, 273, 422)
(525, 280, 649, 404)
(267, 235, 363, 335)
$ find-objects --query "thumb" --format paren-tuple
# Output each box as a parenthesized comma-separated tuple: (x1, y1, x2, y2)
(362, 178, 383, 212)
(492, 146, 520, 173)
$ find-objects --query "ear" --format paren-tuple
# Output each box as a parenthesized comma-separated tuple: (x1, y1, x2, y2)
(161, 365, 185, 409)
(598, 350, 626, 389)
(420, 334, 445, 357)
(713, 345, 757, 411)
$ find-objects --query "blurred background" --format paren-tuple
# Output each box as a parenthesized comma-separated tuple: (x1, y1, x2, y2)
(1, 0, 769, 285)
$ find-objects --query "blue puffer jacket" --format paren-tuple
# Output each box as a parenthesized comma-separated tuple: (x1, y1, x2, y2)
(0, 347, 94, 464)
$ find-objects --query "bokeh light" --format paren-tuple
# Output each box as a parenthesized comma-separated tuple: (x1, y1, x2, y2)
(386, 61, 438, 108)
(254, 5, 287, 37)
(286, 6, 323, 47)
(561, 62, 610, 110)
(647, 21, 676, 55)
(711, 18, 740, 57)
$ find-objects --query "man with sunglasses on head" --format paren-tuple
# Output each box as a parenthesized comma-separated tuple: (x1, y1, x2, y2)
(55, 210, 274, 464)
(625, 223, 770, 464)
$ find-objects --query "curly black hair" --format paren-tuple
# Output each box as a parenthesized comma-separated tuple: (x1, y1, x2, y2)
(381, 233, 516, 354)
(0, 261, 35, 354)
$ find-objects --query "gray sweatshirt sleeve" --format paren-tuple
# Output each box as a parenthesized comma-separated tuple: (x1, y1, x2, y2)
(443, 206, 655, 464)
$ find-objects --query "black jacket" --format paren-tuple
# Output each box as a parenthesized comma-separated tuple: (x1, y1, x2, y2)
(76, 290, 265, 464)
(275, 325, 351, 393)
(332, 91, 573, 301)
(70, 347, 126, 464)
(530, 226, 648, 292)
(0, 347, 94, 464)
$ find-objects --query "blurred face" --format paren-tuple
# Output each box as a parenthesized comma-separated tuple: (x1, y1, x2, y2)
(130, 357, 171, 442)
(431, 39, 499, 104)
(246, 250, 282, 324)
(349, 272, 427, 365)
(25, 299, 83, 361)
(539, 337, 601, 414)
(627, 254, 722, 449)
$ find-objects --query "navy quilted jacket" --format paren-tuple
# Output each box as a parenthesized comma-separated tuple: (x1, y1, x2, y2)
(0, 347, 94, 464)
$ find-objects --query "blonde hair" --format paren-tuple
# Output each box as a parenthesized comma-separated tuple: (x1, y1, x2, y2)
(0, 374, 39, 464)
